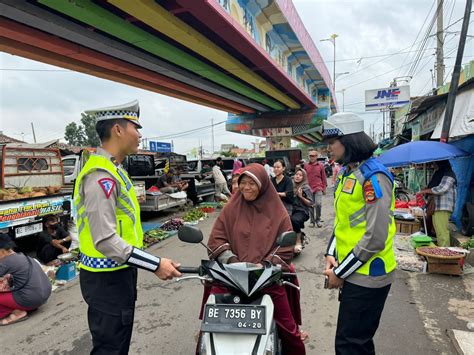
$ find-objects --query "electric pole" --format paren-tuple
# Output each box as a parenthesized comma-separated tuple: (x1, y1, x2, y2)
(31, 122, 37, 143)
(435, 0, 445, 89)
(440, 0, 472, 142)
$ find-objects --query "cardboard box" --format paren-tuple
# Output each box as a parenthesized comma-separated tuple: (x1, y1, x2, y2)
(396, 220, 421, 234)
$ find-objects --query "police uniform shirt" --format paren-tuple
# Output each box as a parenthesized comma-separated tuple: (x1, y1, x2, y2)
(326, 169, 395, 288)
(80, 147, 133, 264)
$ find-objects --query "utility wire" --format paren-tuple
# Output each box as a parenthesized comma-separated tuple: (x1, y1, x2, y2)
(144, 120, 225, 140)
(397, 0, 437, 77)
(407, 0, 444, 78)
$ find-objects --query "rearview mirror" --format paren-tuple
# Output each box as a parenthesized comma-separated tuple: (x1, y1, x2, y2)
(178, 225, 204, 244)
(276, 231, 297, 248)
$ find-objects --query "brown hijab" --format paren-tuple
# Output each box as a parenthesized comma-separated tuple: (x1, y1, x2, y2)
(208, 163, 293, 266)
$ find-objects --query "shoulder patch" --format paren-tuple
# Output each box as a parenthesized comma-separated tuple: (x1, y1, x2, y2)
(98, 178, 116, 199)
(363, 180, 377, 204)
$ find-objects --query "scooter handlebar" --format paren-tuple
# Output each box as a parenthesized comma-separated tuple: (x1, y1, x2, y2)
(177, 266, 200, 274)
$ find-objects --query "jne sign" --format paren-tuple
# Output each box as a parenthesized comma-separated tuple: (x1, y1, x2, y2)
(365, 86, 410, 111)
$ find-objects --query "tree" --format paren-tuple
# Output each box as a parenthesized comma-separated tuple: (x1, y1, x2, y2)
(221, 151, 237, 157)
(64, 114, 100, 147)
(81, 113, 100, 147)
(64, 122, 86, 146)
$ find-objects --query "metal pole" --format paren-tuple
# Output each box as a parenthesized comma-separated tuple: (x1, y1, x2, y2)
(333, 38, 336, 94)
(440, 0, 472, 142)
(382, 110, 386, 139)
(211, 118, 214, 155)
(342, 89, 345, 111)
(436, 0, 445, 89)
(31, 122, 37, 143)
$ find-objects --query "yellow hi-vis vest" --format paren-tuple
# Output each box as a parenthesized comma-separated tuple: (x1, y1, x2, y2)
(334, 170, 396, 277)
(74, 154, 143, 272)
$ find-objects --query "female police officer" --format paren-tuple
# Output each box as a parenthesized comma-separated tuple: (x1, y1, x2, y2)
(322, 113, 396, 355)
(76, 100, 181, 354)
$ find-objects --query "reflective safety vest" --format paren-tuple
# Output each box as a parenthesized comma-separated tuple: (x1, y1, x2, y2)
(334, 158, 396, 277)
(74, 154, 143, 272)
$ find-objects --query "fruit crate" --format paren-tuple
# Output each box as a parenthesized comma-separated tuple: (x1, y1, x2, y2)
(426, 257, 464, 275)
(396, 220, 421, 234)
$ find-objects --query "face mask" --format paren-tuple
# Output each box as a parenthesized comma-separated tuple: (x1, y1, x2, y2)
(50, 223, 59, 230)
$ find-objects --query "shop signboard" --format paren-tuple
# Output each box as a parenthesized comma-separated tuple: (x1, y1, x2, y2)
(412, 122, 420, 141)
(419, 105, 443, 136)
(0, 195, 69, 229)
(365, 86, 410, 111)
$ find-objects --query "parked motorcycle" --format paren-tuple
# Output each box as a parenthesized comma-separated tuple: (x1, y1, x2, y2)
(394, 178, 410, 202)
(176, 226, 299, 354)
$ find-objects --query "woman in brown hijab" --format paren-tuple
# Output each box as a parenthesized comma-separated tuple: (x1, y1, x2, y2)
(208, 163, 306, 354)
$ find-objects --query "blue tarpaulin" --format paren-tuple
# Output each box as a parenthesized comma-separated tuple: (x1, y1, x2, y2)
(449, 136, 474, 229)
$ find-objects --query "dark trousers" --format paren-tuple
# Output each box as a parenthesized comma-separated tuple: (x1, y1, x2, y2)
(80, 268, 138, 355)
(291, 210, 309, 233)
(335, 282, 391, 355)
(37, 241, 72, 264)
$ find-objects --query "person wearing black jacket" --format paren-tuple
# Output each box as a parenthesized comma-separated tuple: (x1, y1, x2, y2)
(271, 159, 294, 214)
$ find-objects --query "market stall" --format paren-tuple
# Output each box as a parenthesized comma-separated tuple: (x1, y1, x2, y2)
(379, 141, 473, 275)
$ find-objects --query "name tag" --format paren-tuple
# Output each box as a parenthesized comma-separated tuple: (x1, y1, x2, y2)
(342, 178, 356, 194)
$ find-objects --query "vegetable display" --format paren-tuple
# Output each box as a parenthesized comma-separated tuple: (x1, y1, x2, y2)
(417, 247, 464, 257)
(461, 238, 474, 249)
(145, 229, 169, 239)
(183, 209, 205, 222)
(160, 219, 184, 231)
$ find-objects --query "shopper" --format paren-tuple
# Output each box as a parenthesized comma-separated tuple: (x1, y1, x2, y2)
(304, 150, 327, 227)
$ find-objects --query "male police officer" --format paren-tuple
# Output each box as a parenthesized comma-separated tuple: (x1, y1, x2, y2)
(74, 100, 181, 354)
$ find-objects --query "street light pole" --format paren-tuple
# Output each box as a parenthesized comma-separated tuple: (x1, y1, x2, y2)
(336, 89, 346, 111)
(321, 33, 339, 110)
(332, 34, 337, 93)
(341, 89, 345, 111)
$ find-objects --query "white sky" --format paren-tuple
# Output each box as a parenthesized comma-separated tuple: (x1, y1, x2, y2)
(0, 0, 472, 154)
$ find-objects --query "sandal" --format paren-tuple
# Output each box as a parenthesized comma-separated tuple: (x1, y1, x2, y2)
(0, 311, 29, 326)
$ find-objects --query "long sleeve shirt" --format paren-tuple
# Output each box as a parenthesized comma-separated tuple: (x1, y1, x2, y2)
(271, 175, 294, 214)
(80, 148, 133, 264)
(326, 171, 395, 288)
(304, 162, 327, 193)
(431, 176, 456, 212)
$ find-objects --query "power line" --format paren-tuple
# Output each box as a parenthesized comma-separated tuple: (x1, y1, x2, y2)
(397, 0, 437, 77)
(144, 120, 225, 140)
(444, 0, 457, 42)
(344, 52, 434, 90)
(407, 0, 444, 78)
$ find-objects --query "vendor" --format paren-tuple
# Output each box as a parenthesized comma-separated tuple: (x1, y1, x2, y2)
(156, 168, 189, 193)
(36, 215, 71, 265)
(0, 234, 52, 326)
(419, 160, 457, 247)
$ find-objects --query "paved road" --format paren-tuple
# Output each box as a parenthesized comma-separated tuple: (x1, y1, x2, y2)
(1, 194, 472, 354)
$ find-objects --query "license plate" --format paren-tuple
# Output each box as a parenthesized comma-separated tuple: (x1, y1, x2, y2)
(202, 304, 266, 335)
(15, 223, 43, 238)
